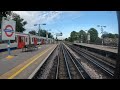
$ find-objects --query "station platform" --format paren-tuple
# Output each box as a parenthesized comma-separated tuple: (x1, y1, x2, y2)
(0, 44, 57, 79)
(74, 43, 118, 54)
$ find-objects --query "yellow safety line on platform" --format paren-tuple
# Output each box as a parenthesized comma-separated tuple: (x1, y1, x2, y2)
(0, 45, 55, 79)
(8, 46, 54, 79)
(6, 55, 14, 60)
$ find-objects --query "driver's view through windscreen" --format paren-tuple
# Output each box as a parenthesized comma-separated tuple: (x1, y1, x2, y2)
(0, 11, 119, 79)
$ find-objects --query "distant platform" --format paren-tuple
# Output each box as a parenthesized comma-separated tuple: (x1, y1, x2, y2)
(74, 43, 118, 54)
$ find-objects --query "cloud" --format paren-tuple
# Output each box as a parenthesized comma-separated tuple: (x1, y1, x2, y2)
(13, 11, 63, 32)
(13, 11, 80, 26)
(13, 11, 81, 39)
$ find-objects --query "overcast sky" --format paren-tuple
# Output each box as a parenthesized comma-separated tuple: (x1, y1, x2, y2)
(13, 11, 118, 39)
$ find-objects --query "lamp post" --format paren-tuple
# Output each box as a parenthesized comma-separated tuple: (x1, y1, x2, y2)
(97, 25, 106, 46)
(34, 23, 46, 36)
(51, 32, 56, 44)
(34, 23, 46, 45)
(46, 29, 51, 44)
(51, 32, 55, 38)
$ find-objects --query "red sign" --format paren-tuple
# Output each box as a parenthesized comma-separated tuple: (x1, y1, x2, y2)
(4, 25, 14, 37)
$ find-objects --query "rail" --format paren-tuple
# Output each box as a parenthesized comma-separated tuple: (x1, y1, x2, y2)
(67, 44, 114, 78)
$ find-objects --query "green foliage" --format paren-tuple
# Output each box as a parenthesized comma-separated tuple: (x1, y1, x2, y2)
(95, 37, 102, 44)
(70, 31, 78, 42)
(38, 29, 53, 38)
(48, 32, 53, 38)
(102, 33, 119, 38)
(12, 13, 27, 32)
(68, 37, 72, 42)
(68, 28, 98, 43)
(68, 27, 118, 45)
(65, 38, 68, 41)
(78, 30, 87, 43)
(88, 28, 98, 43)
(0, 11, 11, 29)
(0, 11, 11, 17)
(39, 29, 46, 37)
(29, 30, 36, 35)
(114, 34, 119, 38)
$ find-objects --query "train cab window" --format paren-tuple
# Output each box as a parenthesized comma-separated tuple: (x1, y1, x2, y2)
(19, 37, 24, 42)
(32, 38, 33, 42)
(22, 37, 24, 42)
(19, 37, 21, 42)
(15, 36, 17, 42)
(26, 38, 27, 42)
(21, 37, 23, 42)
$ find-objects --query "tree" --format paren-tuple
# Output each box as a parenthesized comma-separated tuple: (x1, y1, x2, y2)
(29, 30, 36, 35)
(115, 34, 119, 38)
(114, 34, 119, 38)
(78, 30, 87, 43)
(95, 37, 102, 45)
(102, 33, 119, 38)
(102, 31, 109, 38)
(65, 38, 68, 41)
(0, 11, 11, 17)
(108, 33, 115, 38)
(70, 31, 78, 42)
(0, 11, 12, 29)
(12, 13, 27, 32)
(38, 29, 53, 38)
(68, 37, 72, 42)
(88, 28, 98, 43)
(39, 29, 46, 37)
(48, 32, 53, 38)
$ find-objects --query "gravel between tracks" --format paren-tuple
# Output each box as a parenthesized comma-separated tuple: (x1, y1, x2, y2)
(33, 45, 58, 79)
(58, 44, 69, 79)
(47, 56, 58, 79)
(65, 43, 111, 79)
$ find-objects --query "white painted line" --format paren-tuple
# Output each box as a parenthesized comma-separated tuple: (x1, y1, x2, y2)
(28, 45, 58, 79)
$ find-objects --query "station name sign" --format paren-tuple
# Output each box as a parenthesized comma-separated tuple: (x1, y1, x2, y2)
(1, 17, 16, 40)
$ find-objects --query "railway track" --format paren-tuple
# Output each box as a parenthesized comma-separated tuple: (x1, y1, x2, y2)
(56, 43, 70, 79)
(66, 43, 115, 78)
(73, 44, 116, 66)
(33, 43, 91, 79)
(59, 44, 91, 79)
(47, 44, 69, 79)
(51, 43, 91, 79)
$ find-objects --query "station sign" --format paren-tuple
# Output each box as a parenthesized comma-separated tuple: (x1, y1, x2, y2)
(1, 17, 16, 40)
(56, 32, 62, 36)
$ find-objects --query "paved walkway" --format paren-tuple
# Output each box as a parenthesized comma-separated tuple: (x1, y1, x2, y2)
(74, 43, 118, 54)
(0, 44, 57, 79)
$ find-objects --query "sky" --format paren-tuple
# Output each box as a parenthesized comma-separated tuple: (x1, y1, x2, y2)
(13, 11, 118, 40)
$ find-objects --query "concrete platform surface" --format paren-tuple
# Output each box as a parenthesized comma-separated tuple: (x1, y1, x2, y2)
(0, 44, 57, 79)
(74, 43, 118, 54)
